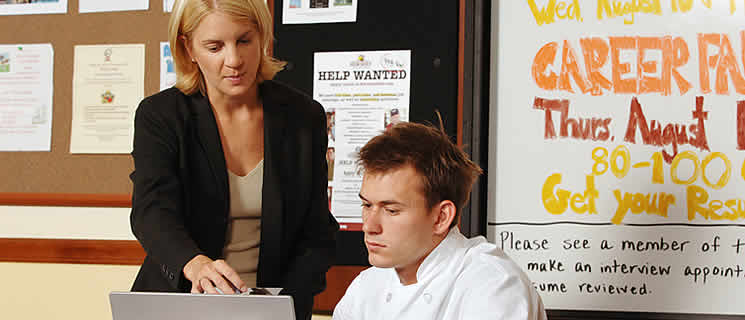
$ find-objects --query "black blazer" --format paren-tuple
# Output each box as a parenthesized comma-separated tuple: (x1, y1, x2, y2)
(129, 81, 338, 318)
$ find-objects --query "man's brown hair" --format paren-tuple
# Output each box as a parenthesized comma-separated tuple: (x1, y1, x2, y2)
(357, 120, 483, 229)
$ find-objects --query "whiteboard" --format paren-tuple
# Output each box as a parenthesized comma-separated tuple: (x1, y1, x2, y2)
(489, 0, 745, 315)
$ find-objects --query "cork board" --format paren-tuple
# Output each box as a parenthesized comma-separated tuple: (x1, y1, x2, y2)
(0, 0, 168, 194)
(0, 0, 274, 195)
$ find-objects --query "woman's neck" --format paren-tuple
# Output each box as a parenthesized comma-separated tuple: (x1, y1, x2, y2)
(207, 84, 261, 119)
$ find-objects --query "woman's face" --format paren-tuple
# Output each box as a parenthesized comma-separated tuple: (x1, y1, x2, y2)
(186, 11, 261, 101)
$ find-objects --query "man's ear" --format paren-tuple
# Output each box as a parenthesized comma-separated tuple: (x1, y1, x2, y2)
(432, 200, 456, 236)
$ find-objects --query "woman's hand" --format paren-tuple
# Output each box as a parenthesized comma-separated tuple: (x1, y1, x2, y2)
(183, 254, 247, 294)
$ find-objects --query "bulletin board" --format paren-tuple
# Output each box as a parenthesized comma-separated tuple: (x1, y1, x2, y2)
(489, 0, 745, 318)
(0, 0, 170, 195)
(272, 0, 461, 265)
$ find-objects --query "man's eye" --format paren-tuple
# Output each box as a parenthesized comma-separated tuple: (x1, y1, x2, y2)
(361, 203, 371, 208)
(385, 209, 398, 215)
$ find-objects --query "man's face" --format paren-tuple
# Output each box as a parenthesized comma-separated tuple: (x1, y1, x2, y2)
(326, 147, 335, 162)
(359, 165, 438, 274)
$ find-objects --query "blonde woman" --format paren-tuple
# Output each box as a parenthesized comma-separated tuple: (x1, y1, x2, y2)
(129, 1, 338, 319)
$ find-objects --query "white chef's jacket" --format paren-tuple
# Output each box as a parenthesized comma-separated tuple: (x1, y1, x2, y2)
(333, 227, 546, 320)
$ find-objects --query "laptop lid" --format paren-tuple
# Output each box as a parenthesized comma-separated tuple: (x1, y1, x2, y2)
(110, 291, 295, 320)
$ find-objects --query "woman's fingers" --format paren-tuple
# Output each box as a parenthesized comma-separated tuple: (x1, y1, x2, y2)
(196, 260, 244, 294)
(191, 281, 202, 294)
(200, 277, 219, 294)
(183, 254, 213, 282)
(205, 266, 235, 294)
(185, 256, 245, 294)
(214, 260, 247, 293)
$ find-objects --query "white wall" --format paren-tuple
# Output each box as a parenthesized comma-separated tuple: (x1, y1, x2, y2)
(0, 206, 138, 320)
(0, 262, 139, 320)
(0, 206, 134, 239)
(0, 206, 333, 320)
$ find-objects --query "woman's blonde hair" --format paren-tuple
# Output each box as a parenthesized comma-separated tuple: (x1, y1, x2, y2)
(168, 0, 286, 95)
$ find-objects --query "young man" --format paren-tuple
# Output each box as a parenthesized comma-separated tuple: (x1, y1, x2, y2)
(333, 122, 546, 320)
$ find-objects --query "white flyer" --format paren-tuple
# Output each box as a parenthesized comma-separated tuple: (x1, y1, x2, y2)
(283, 0, 356, 24)
(78, 0, 148, 13)
(0, 44, 54, 151)
(314, 50, 411, 226)
(70, 44, 144, 154)
(0, 0, 67, 16)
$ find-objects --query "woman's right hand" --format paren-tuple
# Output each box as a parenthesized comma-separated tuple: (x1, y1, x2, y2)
(183, 254, 247, 294)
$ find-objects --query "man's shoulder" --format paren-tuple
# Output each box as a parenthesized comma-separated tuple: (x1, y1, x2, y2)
(333, 266, 392, 319)
(457, 236, 531, 285)
(450, 236, 547, 319)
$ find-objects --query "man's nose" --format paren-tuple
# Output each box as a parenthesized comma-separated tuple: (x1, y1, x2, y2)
(362, 208, 382, 234)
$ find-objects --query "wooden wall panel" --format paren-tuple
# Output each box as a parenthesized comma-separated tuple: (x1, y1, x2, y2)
(0, 238, 144, 265)
(0, 193, 130, 207)
(312, 265, 366, 312)
(0, 237, 360, 312)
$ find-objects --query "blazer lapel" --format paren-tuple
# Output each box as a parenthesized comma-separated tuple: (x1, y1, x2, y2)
(258, 83, 288, 286)
(192, 94, 229, 208)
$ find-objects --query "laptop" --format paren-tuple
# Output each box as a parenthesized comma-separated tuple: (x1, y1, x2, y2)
(110, 291, 295, 320)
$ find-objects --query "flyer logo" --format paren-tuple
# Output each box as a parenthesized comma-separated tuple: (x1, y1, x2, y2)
(349, 54, 371, 68)
(380, 54, 406, 69)
(104, 48, 112, 62)
(101, 90, 115, 104)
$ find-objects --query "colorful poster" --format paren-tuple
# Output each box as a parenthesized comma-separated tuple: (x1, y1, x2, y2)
(314, 50, 411, 229)
(0, 0, 66, 15)
(283, 0, 356, 24)
(490, 1, 745, 315)
(70, 44, 144, 154)
(0, 44, 54, 151)
(78, 0, 147, 13)
(160, 42, 176, 91)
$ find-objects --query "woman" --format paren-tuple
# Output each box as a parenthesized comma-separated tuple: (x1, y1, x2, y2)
(129, 1, 338, 319)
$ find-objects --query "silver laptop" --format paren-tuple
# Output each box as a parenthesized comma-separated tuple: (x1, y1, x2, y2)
(110, 291, 295, 320)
